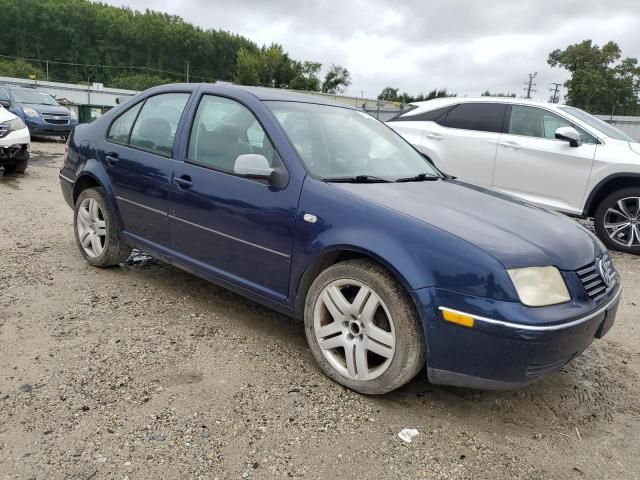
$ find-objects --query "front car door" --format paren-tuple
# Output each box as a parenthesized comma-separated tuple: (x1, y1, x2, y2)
(492, 105, 598, 214)
(103, 91, 191, 248)
(169, 93, 301, 302)
(421, 102, 507, 187)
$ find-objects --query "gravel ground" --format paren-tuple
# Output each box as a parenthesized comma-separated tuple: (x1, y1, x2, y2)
(1, 140, 639, 480)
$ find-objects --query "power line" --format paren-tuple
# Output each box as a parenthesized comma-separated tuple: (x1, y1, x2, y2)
(0, 53, 216, 82)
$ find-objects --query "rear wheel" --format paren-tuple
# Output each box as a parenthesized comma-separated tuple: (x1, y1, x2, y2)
(74, 187, 131, 267)
(594, 187, 640, 254)
(304, 259, 426, 394)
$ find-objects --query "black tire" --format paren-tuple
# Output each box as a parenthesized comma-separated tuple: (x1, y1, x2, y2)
(304, 259, 426, 395)
(594, 187, 640, 255)
(73, 187, 131, 267)
(13, 158, 28, 173)
(2, 163, 17, 174)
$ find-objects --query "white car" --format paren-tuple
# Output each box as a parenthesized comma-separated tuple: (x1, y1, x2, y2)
(388, 97, 640, 254)
(0, 102, 30, 173)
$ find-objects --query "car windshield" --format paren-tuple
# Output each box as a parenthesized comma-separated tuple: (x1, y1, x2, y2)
(559, 106, 637, 143)
(11, 89, 59, 106)
(266, 101, 440, 181)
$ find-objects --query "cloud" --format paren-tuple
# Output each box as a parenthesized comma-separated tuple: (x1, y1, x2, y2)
(101, 0, 640, 100)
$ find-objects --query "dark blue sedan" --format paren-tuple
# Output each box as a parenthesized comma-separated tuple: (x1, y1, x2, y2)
(59, 84, 621, 394)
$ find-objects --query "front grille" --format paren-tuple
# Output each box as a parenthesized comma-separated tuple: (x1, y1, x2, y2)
(0, 123, 8, 138)
(576, 254, 616, 302)
(42, 113, 69, 125)
(526, 352, 577, 378)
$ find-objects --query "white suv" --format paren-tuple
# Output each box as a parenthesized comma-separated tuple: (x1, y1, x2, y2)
(0, 102, 30, 173)
(388, 97, 640, 254)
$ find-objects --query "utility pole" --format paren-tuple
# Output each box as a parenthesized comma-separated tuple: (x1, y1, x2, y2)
(524, 72, 537, 99)
(185, 60, 190, 83)
(549, 82, 562, 103)
(46, 60, 49, 82)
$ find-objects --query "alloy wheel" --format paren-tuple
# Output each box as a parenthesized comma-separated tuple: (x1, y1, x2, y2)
(313, 279, 396, 381)
(76, 197, 107, 258)
(603, 197, 640, 248)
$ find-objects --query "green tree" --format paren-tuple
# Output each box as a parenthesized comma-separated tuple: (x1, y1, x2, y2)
(322, 64, 351, 94)
(548, 40, 640, 113)
(377, 86, 400, 102)
(0, 58, 44, 79)
(233, 47, 261, 86)
(289, 61, 322, 91)
(481, 90, 516, 97)
(110, 73, 172, 90)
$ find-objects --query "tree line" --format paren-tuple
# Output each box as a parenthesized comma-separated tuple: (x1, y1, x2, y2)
(0, 0, 351, 93)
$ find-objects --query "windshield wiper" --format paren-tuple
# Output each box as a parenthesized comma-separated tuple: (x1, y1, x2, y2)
(323, 175, 391, 183)
(395, 173, 441, 182)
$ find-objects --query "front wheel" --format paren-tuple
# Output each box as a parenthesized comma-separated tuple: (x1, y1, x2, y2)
(594, 187, 640, 254)
(304, 259, 426, 394)
(74, 187, 131, 267)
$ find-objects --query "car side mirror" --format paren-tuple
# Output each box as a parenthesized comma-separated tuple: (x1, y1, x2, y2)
(234, 154, 274, 179)
(0, 99, 10, 108)
(555, 126, 582, 147)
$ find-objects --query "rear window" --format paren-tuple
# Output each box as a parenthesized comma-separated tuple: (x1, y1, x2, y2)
(442, 103, 506, 133)
(392, 105, 453, 123)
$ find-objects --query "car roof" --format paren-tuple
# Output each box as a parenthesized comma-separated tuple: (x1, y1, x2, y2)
(149, 83, 351, 108)
(410, 96, 560, 109)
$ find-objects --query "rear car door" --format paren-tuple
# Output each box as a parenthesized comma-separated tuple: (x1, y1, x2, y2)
(424, 102, 506, 187)
(169, 94, 299, 302)
(103, 92, 191, 248)
(492, 105, 598, 214)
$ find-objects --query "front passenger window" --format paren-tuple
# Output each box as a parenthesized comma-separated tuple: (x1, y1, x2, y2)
(509, 105, 596, 144)
(188, 95, 279, 173)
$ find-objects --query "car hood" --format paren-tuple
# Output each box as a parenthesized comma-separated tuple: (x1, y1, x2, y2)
(19, 103, 69, 115)
(0, 106, 17, 122)
(332, 179, 601, 271)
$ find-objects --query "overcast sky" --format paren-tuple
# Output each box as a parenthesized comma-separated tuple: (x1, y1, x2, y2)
(102, 0, 640, 101)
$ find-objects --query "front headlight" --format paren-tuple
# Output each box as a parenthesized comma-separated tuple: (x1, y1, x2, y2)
(5, 117, 26, 132)
(22, 107, 39, 117)
(507, 266, 570, 307)
(69, 110, 77, 121)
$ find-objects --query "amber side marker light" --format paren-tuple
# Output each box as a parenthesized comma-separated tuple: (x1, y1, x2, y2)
(442, 310, 475, 328)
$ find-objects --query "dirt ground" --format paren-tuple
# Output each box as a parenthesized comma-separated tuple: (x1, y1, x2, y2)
(0, 140, 639, 480)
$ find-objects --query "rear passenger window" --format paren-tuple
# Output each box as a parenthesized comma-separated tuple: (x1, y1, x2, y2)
(107, 102, 142, 144)
(129, 93, 190, 156)
(443, 103, 506, 133)
(188, 95, 281, 173)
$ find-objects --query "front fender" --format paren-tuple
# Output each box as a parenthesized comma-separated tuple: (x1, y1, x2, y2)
(291, 178, 518, 305)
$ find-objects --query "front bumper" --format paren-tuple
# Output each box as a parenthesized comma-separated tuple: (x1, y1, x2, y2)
(25, 118, 76, 136)
(0, 127, 30, 164)
(414, 284, 621, 389)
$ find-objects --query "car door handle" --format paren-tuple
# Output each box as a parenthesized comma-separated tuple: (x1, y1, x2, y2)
(105, 154, 119, 166)
(424, 132, 443, 140)
(173, 175, 193, 189)
(499, 141, 521, 150)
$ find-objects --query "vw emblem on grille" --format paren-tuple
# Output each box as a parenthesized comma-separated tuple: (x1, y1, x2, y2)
(597, 258, 612, 287)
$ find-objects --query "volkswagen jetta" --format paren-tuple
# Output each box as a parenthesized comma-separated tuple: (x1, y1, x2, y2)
(59, 84, 621, 394)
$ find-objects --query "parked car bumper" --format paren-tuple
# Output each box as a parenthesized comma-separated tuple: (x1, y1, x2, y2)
(59, 170, 75, 207)
(0, 127, 30, 165)
(24, 117, 77, 136)
(414, 283, 621, 389)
